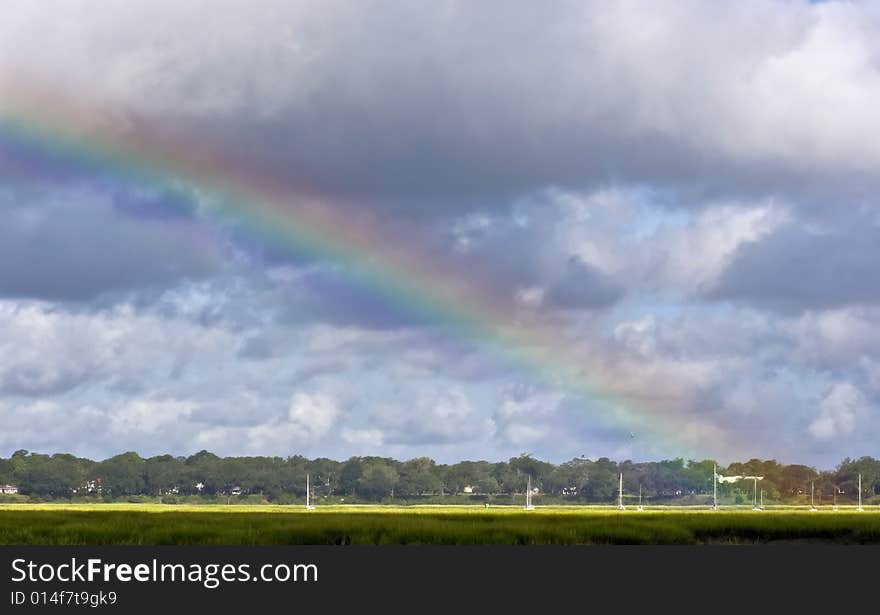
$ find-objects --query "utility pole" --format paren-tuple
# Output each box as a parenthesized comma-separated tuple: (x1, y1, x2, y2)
(618, 472, 626, 510)
(525, 475, 534, 510)
(858, 474, 863, 512)
(713, 463, 718, 511)
(753, 477, 758, 510)
(745, 476, 764, 511)
(305, 473, 315, 510)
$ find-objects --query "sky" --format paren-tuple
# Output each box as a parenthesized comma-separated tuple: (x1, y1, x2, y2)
(1, 1, 879, 467)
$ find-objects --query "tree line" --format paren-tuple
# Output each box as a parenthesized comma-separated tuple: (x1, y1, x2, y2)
(0, 449, 878, 505)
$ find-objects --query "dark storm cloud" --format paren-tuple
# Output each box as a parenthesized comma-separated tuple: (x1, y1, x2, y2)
(0, 365, 85, 397)
(710, 211, 880, 312)
(276, 266, 429, 330)
(110, 184, 200, 221)
(0, 187, 225, 302)
(545, 257, 624, 310)
(4, 1, 878, 214)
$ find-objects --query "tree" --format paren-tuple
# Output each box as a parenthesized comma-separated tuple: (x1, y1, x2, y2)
(0, 457, 12, 485)
(581, 458, 618, 502)
(183, 450, 223, 495)
(492, 462, 518, 494)
(97, 452, 146, 496)
(397, 457, 443, 496)
(13, 453, 92, 496)
(145, 455, 184, 496)
(357, 460, 398, 499)
(508, 454, 554, 489)
(338, 458, 364, 496)
(779, 464, 818, 499)
(833, 457, 880, 503)
(445, 461, 495, 494)
(544, 459, 591, 497)
(309, 457, 342, 497)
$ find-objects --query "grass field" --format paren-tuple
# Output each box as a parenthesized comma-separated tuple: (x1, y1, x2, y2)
(2, 504, 880, 544)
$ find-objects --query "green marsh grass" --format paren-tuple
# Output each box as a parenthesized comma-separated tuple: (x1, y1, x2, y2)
(1, 504, 878, 545)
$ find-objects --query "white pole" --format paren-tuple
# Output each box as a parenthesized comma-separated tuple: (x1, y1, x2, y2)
(305, 473, 315, 510)
(525, 475, 533, 510)
(713, 463, 718, 511)
(858, 474, 863, 512)
(618, 472, 625, 510)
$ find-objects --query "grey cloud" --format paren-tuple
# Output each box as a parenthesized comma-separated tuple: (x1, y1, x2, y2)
(545, 256, 624, 310)
(0, 188, 226, 302)
(710, 212, 880, 311)
(2, 2, 880, 466)
(3, 1, 880, 207)
(369, 390, 493, 447)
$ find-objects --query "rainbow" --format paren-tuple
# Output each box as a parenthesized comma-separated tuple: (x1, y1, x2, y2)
(0, 82, 704, 458)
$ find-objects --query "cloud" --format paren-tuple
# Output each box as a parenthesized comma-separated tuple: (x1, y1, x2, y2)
(651, 203, 787, 294)
(3, 1, 880, 204)
(0, 302, 124, 396)
(501, 423, 547, 447)
(193, 393, 340, 455)
(341, 428, 384, 449)
(493, 388, 564, 448)
(108, 399, 194, 436)
(285, 392, 340, 440)
(0, 187, 226, 302)
(710, 209, 880, 311)
(809, 383, 862, 441)
(371, 389, 494, 446)
(2, 2, 880, 468)
(544, 257, 623, 310)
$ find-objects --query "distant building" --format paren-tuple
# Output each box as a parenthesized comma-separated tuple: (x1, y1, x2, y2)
(0, 484, 18, 495)
(462, 485, 475, 494)
(80, 478, 104, 494)
(230, 486, 242, 496)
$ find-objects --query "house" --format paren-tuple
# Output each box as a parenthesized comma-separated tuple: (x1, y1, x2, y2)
(0, 484, 18, 495)
(230, 486, 242, 496)
(81, 478, 104, 494)
(462, 485, 475, 494)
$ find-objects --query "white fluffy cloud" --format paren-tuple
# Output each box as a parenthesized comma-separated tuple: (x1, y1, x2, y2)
(370, 389, 495, 447)
(108, 399, 194, 436)
(285, 392, 340, 440)
(809, 383, 863, 441)
(0, 302, 123, 395)
(651, 203, 788, 293)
